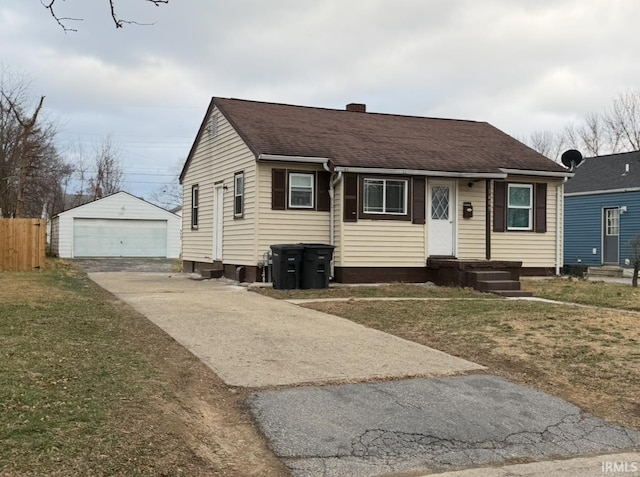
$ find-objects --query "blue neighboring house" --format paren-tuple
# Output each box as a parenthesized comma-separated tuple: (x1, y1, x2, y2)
(564, 150, 640, 269)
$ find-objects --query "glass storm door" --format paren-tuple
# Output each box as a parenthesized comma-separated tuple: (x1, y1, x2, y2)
(603, 207, 619, 265)
(428, 181, 455, 256)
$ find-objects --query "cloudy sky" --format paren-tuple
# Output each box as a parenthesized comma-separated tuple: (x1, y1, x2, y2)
(1, 0, 638, 204)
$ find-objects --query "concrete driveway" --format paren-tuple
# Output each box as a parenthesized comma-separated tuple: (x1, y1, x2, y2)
(87, 270, 640, 477)
(72, 257, 177, 273)
(87, 272, 483, 387)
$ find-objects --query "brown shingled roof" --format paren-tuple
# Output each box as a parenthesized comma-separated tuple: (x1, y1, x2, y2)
(181, 97, 569, 181)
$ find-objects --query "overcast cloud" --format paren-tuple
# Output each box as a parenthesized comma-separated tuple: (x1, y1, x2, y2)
(1, 0, 638, 201)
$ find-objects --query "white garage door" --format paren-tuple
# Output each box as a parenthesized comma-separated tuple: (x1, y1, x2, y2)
(73, 218, 168, 257)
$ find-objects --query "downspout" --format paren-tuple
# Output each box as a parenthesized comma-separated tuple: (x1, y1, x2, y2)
(486, 179, 492, 260)
(556, 178, 567, 276)
(323, 162, 342, 277)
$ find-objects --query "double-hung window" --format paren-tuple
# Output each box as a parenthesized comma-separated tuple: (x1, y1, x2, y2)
(191, 184, 199, 229)
(507, 184, 533, 230)
(363, 178, 407, 215)
(234, 172, 244, 218)
(289, 173, 314, 208)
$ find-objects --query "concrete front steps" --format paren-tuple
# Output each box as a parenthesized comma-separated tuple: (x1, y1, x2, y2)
(200, 261, 224, 279)
(587, 265, 624, 278)
(467, 270, 533, 297)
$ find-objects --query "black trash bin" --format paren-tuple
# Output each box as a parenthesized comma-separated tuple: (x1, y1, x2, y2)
(301, 244, 335, 289)
(270, 244, 304, 289)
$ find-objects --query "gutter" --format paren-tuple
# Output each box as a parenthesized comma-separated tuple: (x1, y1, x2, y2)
(334, 166, 506, 179)
(565, 186, 640, 197)
(257, 154, 332, 165)
(499, 168, 574, 178)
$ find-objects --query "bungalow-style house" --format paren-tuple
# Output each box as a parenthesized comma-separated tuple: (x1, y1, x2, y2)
(179, 98, 572, 286)
(564, 150, 640, 272)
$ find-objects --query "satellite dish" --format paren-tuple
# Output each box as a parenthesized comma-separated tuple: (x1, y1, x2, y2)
(561, 149, 584, 170)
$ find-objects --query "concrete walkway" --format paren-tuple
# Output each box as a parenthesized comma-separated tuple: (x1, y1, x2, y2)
(88, 272, 483, 387)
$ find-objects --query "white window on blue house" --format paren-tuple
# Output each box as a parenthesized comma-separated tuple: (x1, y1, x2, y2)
(507, 184, 532, 230)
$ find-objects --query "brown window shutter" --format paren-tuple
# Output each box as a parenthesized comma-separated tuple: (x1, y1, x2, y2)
(272, 169, 286, 210)
(343, 173, 358, 222)
(317, 172, 331, 211)
(493, 181, 506, 232)
(412, 177, 426, 224)
(535, 182, 547, 233)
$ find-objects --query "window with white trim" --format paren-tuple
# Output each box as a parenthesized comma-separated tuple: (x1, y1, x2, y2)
(288, 173, 314, 208)
(234, 172, 244, 218)
(191, 184, 199, 229)
(507, 184, 532, 230)
(606, 208, 620, 235)
(363, 178, 407, 215)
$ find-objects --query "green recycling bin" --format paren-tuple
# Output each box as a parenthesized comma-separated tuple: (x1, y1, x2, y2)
(270, 244, 304, 289)
(301, 244, 335, 289)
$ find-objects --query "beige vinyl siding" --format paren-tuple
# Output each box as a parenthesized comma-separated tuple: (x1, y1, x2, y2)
(341, 221, 426, 267)
(491, 177, 561, 267)
(182, 107, 257, 265)
(457, 179, 487, 260)
(257, 163, 330, 259)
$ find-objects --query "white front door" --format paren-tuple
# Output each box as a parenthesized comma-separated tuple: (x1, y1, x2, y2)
(428, 180, 456, 256)
(213, 185, 224, 260)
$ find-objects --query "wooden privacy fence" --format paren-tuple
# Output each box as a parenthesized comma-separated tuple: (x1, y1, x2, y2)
(0, 219, 46, 272)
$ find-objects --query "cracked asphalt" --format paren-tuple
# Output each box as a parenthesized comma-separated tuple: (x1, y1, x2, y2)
(250, 375, 640, 477)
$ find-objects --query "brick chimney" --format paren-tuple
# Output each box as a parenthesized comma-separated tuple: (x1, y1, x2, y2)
(95, 186, 103, 200)
(346, 103, 366, 113)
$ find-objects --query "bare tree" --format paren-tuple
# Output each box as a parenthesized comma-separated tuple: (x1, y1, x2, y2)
(522, 129, 567, 161)
(576, 112, 608, 157)
(531, 89, 640, 160)
(0, 68, 70, 218)
(604, 90, 640, 153)
(149, 160, 183, 210)
(42, 0, 169, 32)
(89, 136, 124, 198)
(628, 235, 640, 288)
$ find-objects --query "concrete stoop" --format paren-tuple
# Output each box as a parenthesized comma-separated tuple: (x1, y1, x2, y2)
(200, 260, 224, 279)
(587, 266, 624, 278)
(467, 270, 533, 298)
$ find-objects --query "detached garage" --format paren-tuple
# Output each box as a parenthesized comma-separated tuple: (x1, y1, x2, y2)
(51, 192, 181, 259)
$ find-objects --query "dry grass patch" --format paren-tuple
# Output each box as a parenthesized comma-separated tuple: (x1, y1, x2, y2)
(254, 283, 489, 300)
(305, 299, 640, 430)
(523, 277, 640, 310)
(0, 262, 287, 477)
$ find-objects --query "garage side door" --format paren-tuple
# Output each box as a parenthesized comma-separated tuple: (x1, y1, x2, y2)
(73, 219, 168, 257)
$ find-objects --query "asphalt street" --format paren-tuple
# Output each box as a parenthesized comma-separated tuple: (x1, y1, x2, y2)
(250, 375, 640, 477)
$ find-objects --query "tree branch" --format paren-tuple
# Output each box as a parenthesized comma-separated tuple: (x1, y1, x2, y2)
(43, 0, 169, 31)
(41, 0, 82, 33)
